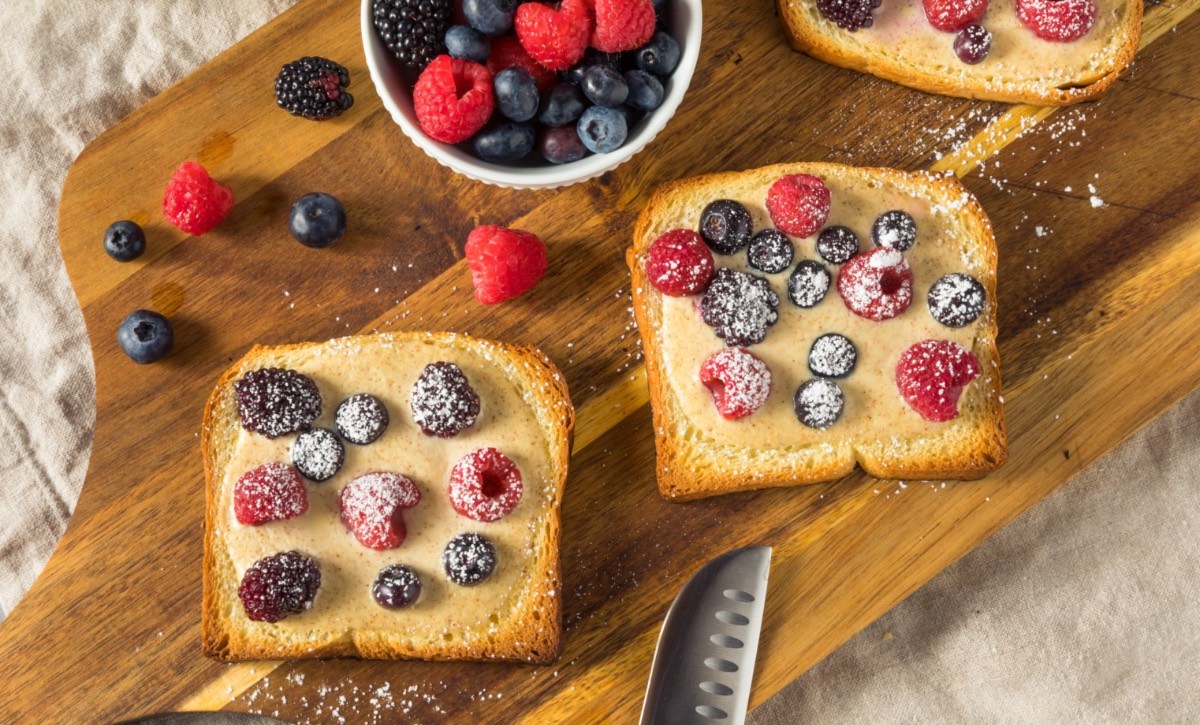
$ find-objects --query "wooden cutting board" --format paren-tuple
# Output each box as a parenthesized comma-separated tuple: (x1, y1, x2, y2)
(2, 0, 1198, 721)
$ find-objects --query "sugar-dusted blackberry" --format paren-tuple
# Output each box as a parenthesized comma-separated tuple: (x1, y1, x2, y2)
(274, 57, 353, 121)
(816, 225, 860, 265)
(411, 362, 481, 437)
(373, 564, 422, 608)
(373, 0, 453, 70)
(238, 551, 321, 623)
(291, 427, 345, 482)
(335, 393, 390, 445)
(794, 378, 845, 430)
(928, 273, 986, 327)
(700, 268, 780, 347)
(748, 229, 795, 274)
(808, 333, 858, 378)
(787, 260, 832, 308)
(443, 532, 498, 585)
(234, 368, 322, 439)
(816, 0, 883, 31)
(699, 200, 753, 255)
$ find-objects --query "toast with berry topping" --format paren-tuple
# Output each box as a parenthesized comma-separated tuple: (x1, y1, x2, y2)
(627, 162, 1007, 500)
(778, 0, 1141, 105)
(201, 331, 573, 662)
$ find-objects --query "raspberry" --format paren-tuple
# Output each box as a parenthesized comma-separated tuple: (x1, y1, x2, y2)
(700, 268, 780, 347)
(487, 35, 557, 91)
(238, 551, 321, 623)
(766, 174, 831, 238)
(413, 54, 495, 144)
(448, 447, 523, 522)
(896, 339, 981, 422)
(1016, 0, 1096, 42)
(162, 161, 233, 236)
(339, 472, 422, 550)
(515, 0, 590, 72)
(465, 225, 548, 304)
(411, 362, 482, 437)
(816, 0, 882, 31)
(234, 463, 308, 526)
(922, 0, 987, 31)
(234, 368, 322, 439)
(646, 229, 715, 296)
(589, 0, 656, 53)
(836, 247, 914, 321)
(699, 347, 772, 420)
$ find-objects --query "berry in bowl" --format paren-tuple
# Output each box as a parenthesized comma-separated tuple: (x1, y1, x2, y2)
(361, 0, 701, 189)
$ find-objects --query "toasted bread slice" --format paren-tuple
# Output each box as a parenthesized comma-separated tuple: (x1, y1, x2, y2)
(202, 331, 573, 662)
(778, 0, 1141, 105)
(628, 163, 1007, 500)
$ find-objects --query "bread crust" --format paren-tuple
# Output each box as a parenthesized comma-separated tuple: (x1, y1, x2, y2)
(628, 162, 1008, 500)
(777, 0, 1142, 105)
(201, 331, 574, 662)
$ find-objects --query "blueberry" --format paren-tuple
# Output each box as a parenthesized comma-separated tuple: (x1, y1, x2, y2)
(493, 66, 539, 121)
(808, 333, 858, 378)
(581, 65, 628, 107)
(289, 193, 346, 248)
(462, 0, 516, 35)
(117, 309, 174, 364)
(537, 83, 586, 127)
(794, 378, 844, 430)
(787, 260, 832, 308)
(472, 120, 535, 162)
(335, 393, 389, 445)
(290, 427, 345, 482)
(633, 31, 681, 78)
(103, 220, 146, 262)
(816, 225, 860, 265)
(445, 25, 490, 63)
(748, 229, 794, 274)
(539, 125, 587, 164)
(443, 532, 497, 585)
(954, 24, 991, 65)
(928, 273, 986, 327)
(577, 106, 628, 153)
(623, 70, 664, 111)
(372, 564, 422, 608)
(872, 210, 917, 251)
(565, 49, 619, 84)
(699, 200, 753, 255)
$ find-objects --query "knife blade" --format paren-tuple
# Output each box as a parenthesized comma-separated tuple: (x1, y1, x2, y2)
(639, 545, 772, 725)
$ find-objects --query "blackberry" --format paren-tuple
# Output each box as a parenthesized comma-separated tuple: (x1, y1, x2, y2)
(373, 0, 453, 70)
(238, 551, 321, 623)
(815, 0, 882, 31)
(411, 362, 481, 438)
(234, 368, 322, 439)
(700, 268, 780, 347)
(274, 57, 353, 121)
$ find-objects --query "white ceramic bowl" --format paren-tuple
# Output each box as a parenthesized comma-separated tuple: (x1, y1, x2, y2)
(361, 0, 702, 189)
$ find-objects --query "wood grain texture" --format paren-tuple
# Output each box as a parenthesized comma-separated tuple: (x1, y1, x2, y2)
(0, 0, 1197, 722)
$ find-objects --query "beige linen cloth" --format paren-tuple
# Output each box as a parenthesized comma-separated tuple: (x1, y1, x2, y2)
(1, 1, 1196, 721)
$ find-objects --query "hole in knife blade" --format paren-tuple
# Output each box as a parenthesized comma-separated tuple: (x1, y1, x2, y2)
(723, 589, 754, 602)
(715, 610, 749, 625)
(696, 705, 728, 719)
(704, 657, 739, 673)
(700, 681, 734, 696)
(710, 634, 743, 648)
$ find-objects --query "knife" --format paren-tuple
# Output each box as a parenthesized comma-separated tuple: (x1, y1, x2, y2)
(639, 546, 772, 725)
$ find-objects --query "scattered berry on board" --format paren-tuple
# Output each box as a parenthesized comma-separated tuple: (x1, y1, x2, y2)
(699, 347, 773, 420)
(290, 427, 345, 482)
(700, 268, 781, 347)
(464, 225, 548, 304)
(334, 393, 390, 445)
(274, 57, 353, 120)
(117, 309, 174, 364)
(699, 199, 753, 255)
(162, 161, 233, 236)
(373, 564, 423, 608)
(815, 0, 883, 31)
(766, 174, 831, 238)
(234, 463, 309, 526)
(339, 472, 422, 550)
(289, 192, 346, 248)
(794, 378, 845, 429)
(372, 0, 453, 69)
(448, 447, 524, 522)
(238, 551, 321, 622)
(103, 220, 145, 262)
(234, 368, 322, 439)
(411, 362, 482, 437)
(443, 532, 498, 585)
(646, 229, 715, 296)
(896, 339, 981, 421)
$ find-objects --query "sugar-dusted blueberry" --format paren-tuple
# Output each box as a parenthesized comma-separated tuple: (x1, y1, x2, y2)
(290, 427, 345, 482)
(816, 225, 860, 265)
(624, 69, 664, 111)
(445, 24, 491, 63)
(537, 83, 586, 127)
(577, 106, 628, 153)
(373, 564, 422, 609)
(117, 309, 174, 364)
(289, 192, 346, 248)
(808, 333, 858, 378)
(787, 260, 832, 308)
(103, 220, 146, 262)
(235, 368, 322, 439)
(238, 551, 321, 623)
(700, 268, 780, 347)
(539, 124, 587, 164)
(747, 229, 795, 274)
(633, 31, 681, 78)
(699, 200, 753, 255)
(794, 378, 845, 430)
(472, 120, 536, 162)
(493, 66, 539, 121)
(411, 361, 481, 437)
(872, 210, 917, 251)
(443, 532, 498, 585)
(335, 393, 389, 445)
(462, 0, 517, 35)
(954, 24, 992, 64)
(928, 273, 986, 327)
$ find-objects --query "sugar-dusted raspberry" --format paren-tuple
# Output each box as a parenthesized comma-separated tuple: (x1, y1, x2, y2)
(162, 161, 234, 236)
(465, 224, 548, 305)
(514, 0, 590, 71)
(1016, 0, 1096, 42)
(700, 268, 780, 347)
(923, 0, 987, 31)
(646, 229, 715, 296)
(766, 174, 831, 238)
(411, 362, 482, 437)
(234, 368, 322, 439)
(487, 35, 557, 91)
(896, 339, 981, 422)
(699, 347, 772, 420)
(836, 247, 914, 321)
(238, 551, 321, 623)
(448, 447, 523, 522)
(234, 463, 308, 526)
(339, 472, 422, 550)
(413, 54, 494, 144)
(590, 0, 656, 53)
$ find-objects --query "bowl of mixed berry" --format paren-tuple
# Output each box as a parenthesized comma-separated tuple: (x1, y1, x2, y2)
(361, 0, 701, 188)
